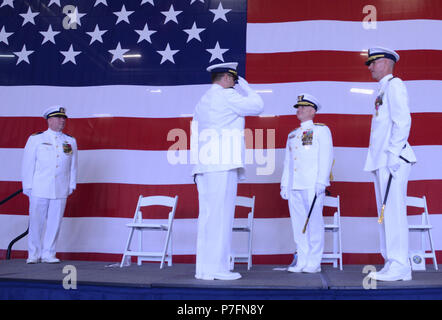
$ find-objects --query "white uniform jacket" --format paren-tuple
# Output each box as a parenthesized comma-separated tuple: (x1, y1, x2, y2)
(364, 74, 416, 171)
(191, 83, 264, 178)
(281, 120, 333, 190)
(22, 129, 78, 199)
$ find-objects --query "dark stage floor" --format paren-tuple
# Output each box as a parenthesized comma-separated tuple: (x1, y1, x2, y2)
(0, 260, 441, 300)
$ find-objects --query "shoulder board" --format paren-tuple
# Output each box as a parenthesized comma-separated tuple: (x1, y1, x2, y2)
(388, 76, 397, 82)
(288, 128, 299, 138)
(31, 132, 43, 136)
(64, 133, 73, 138)
(314, 123, 326, 126)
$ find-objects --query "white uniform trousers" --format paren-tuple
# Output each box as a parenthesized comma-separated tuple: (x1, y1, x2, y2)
(28, 196, 66, 260)
(288, 188, 325, 270)
(372, 162, 412, 273)
(195, 169, 238, 278)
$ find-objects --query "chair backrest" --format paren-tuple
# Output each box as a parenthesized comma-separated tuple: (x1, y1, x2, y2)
(236, 196, 255, 209)
(139, 195, 178, 208)
(323, 195, 340, 222)
(323, 195, 339, 209)
(406, 196, 426, 209)
(406, 195, 430, 225)
(235, 196, 255, 220)
(134, 195, 179, 222)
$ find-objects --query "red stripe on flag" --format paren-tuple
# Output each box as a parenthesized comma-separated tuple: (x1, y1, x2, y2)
(1, 180, 441, 218)
(248, 0, 442, 23)
(0, 250, 387, 266)
(1, 113, 441, 150)
(246, 50, 442, 83)
(2, 250, 441, 266)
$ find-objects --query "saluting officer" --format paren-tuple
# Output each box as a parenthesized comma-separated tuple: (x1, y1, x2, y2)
(22, 106, 78, 264)
(364, 47, 416, 281)
(191, 62, 264, 280)
(281, 94, 333, 273)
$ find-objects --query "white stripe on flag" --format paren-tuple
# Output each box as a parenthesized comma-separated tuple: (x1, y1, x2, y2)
(1, 146, 441, 185)
(247, 20, 442, 53)
(1, 81, 441, 118)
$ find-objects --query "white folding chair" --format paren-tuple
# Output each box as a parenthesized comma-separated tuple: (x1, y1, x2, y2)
(230, 195, 255, 271)
(322, 195, 343, 270)
(120, 195, 178, 269)
(407, 195, 438, 270)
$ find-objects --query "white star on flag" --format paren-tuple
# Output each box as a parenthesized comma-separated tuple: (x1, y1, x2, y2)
(109, 42, 130, 63)
(161, 5, 182, 24)
(94, 0, 107, 7)
(183, 22, 205, 43)
(157, 43, 179, 64)
(20, 7, 39, 26)
(135, 24, 157, 44)
(141, 0, 154, 5)
(48, 0, 61, 6)
(114, 5, 134, 25)
(40, 25, 60, 45)
(0, 0, 14, 8)
(206, 41, 229, 62)
(13, 44, 34, 65)
(0, 26, 13, 45)
(210, 3, 231, 22)
(67, 7, 86, 27)
(87, 25, 108, 44)
(60, 44, 81, 65)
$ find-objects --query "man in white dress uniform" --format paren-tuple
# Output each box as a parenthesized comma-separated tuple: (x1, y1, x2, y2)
(191, 62, 264, 280)
(22, 106, 78, 264)
(364, 47, 417, 281)
(281, 94, 333, 273)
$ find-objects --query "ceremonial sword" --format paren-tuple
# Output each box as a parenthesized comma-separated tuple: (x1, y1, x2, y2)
(378, 173, 393, 224)
(378, 152, 410, 224)
(302, 194, 317, 234)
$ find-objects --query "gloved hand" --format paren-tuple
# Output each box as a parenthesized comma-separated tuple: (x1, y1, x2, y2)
(237, 76, 253, 93)
(387, 152, 400, 177)
(315, 183, 326, 196)
(280, 186, 288, 200)
(23, 188, 31, 197)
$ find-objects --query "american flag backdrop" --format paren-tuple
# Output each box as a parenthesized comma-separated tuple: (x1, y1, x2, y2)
(0, 0, 441, 265)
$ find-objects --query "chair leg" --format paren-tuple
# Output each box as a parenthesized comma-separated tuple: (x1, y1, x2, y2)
(167, 230, 173, 267)
(427, 230, 438, 270)
(120, 227, 135, 268)
(137, 228, 143, 266)
(229, 255, 234, 271)
(160, 228, 172, 269)
(247, 232, 253, 270)
(339, 236, 343, 271)
(333, 231, 338, 268)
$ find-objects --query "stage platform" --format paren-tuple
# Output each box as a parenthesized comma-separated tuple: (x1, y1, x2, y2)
(0, 260, 441, 300)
